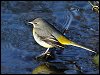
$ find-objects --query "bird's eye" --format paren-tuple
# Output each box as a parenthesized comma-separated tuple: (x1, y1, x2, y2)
(34, 22, 37, 24)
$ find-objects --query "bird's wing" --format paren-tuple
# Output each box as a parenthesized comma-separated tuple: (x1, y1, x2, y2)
(35, 31, 64, 48)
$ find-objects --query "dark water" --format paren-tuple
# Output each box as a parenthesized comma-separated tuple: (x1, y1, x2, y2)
(1, 1, 99, 74)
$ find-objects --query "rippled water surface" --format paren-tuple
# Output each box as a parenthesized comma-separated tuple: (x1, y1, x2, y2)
(1, 1, 99, 74)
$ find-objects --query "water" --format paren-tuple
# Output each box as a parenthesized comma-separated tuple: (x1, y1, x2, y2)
(1, 1, 99, 74)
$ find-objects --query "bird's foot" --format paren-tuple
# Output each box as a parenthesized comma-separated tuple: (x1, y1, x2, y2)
(35, 51, 56, 61)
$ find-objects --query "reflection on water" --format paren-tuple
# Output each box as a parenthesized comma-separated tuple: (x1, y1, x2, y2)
(32, 63, 65, 74)
(92, 54, 99, 67)
(1, 1, 99, 74)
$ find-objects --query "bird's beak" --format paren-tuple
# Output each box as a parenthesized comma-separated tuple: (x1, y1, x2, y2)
(28, 22, 33, 24)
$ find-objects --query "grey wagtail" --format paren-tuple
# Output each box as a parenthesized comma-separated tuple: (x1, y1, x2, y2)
(28, 18, 96, 56)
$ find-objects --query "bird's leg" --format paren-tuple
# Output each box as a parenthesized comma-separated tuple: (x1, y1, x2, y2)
(38, 48, 50, 56)
(44, 48, 50, 54)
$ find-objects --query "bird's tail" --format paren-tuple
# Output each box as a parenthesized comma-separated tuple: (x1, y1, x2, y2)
(57, 35, 96, 53)
(68, 41, 96, 53)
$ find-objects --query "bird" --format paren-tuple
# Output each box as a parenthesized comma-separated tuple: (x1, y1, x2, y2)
(28, 18, 96, 56)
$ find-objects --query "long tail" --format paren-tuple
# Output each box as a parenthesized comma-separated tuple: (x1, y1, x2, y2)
(69, 41, 96, 53)
(57, 35, 96, 53)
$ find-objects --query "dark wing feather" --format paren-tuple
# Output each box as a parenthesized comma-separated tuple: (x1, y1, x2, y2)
(35, 32, 64, 48)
